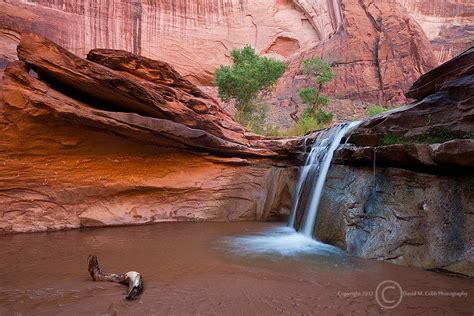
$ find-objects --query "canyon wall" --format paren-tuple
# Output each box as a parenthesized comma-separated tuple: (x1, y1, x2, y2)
(273, 0, 438, 116)
(397, 0, 474, 64)
(0, 0, 320, 85)
(1, 0, 472, 124)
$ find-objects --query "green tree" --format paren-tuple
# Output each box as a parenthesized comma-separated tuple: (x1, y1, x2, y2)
(214, 45, 287, 125)
(299, 57, 334, 113)
(294, 57, 334, 132)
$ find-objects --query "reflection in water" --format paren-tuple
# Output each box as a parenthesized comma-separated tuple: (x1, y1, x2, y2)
(0, 222, 472, 315)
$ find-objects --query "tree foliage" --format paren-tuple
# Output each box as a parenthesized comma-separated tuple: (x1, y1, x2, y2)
(299, 87, 318, 107)
(299, 57, 334, 113)
(296, 57, 334, 129)
(302, 57, 334, 85)
(299, 88, 330, 109)
(214, 45, 287, 124)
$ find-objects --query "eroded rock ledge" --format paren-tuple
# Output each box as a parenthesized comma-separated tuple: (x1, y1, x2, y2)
(0, 33, 301, 233)
(339, 46, 474, 172)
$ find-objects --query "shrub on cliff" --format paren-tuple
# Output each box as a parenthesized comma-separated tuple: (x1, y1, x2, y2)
(366, 104, 388, 117)
(299, 57, 334, 113)
(214, 45, 287, 125)
(293, 57, 334, 131)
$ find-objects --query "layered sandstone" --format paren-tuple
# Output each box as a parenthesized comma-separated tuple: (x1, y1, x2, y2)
(397, 0, 474, 64)
(0, 33, 299, 233)
(348, 47, 474, 149)
(1, 0, 471, 126)
(15, 33, 303, 157)
(406, 47, 474, 100)
(274, 0, 438, 111)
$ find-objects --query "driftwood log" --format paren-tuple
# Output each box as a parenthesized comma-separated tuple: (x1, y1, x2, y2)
(87, 255, 144, 300)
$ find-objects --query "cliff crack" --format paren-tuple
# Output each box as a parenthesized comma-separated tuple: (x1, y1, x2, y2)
(245, 14, 258, 48)
(406, 19, 425, 75)
(392, 212, 424, 221)
(390, 239, 425, 253)
(358, 0, 386, 103)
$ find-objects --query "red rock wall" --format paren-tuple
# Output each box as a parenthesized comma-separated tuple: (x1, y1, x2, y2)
(273, 0, 438, 109)
(397, 0, 474, 63)
(0, 0, 471, 122)
(0, 0, 320, 84)
(0, 35, 300, 233)
(291, 0, 344, 39)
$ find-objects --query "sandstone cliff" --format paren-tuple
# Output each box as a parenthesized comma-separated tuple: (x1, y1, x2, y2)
(1, 0, 472, 125)
(397, 0, 474, 64)
(0, 0, 320, 85)
(273, 0, 438, 113)
(0, 33, 299, 233)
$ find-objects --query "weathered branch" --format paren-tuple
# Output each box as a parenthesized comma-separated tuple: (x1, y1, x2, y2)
(88, 255, 144, 300)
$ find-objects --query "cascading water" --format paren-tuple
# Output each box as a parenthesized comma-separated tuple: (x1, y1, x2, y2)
(288, 121, 361, 237)
(223, 121, 360, 256)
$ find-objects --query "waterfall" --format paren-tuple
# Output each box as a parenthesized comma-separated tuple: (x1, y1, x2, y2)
(225, 121, 360, 257)
(288, 121, 361, 237)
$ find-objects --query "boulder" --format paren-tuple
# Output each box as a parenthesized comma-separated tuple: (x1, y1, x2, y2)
(16, 33, 246, 149)
(15, 32, 303, 158)
(86, 49, 215, 101)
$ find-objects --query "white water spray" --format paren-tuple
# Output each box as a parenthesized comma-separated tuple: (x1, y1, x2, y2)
(288, 121, 361, 237)
(224, 122, 360, 256)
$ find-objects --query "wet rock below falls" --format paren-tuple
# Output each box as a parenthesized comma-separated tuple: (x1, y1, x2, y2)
(314, 47, 473, 276)
(316, 165, 473, 277)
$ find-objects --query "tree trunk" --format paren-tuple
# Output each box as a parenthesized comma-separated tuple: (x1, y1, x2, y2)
(311, 83, 323, 113)
(289, 98, 299, 122)
(238, 104, 245, 123)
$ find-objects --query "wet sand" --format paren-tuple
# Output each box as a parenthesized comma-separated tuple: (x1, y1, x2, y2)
(0, 222, 472, 315)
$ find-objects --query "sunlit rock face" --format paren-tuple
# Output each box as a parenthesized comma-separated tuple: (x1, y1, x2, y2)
(0, 33, 300, 233)
(0, 0, 471, 124)
(0, 0, 321, 85)
(273, 0, 438, 109)
(397, 0, 474, 64)
(291, 0, 344, 39)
